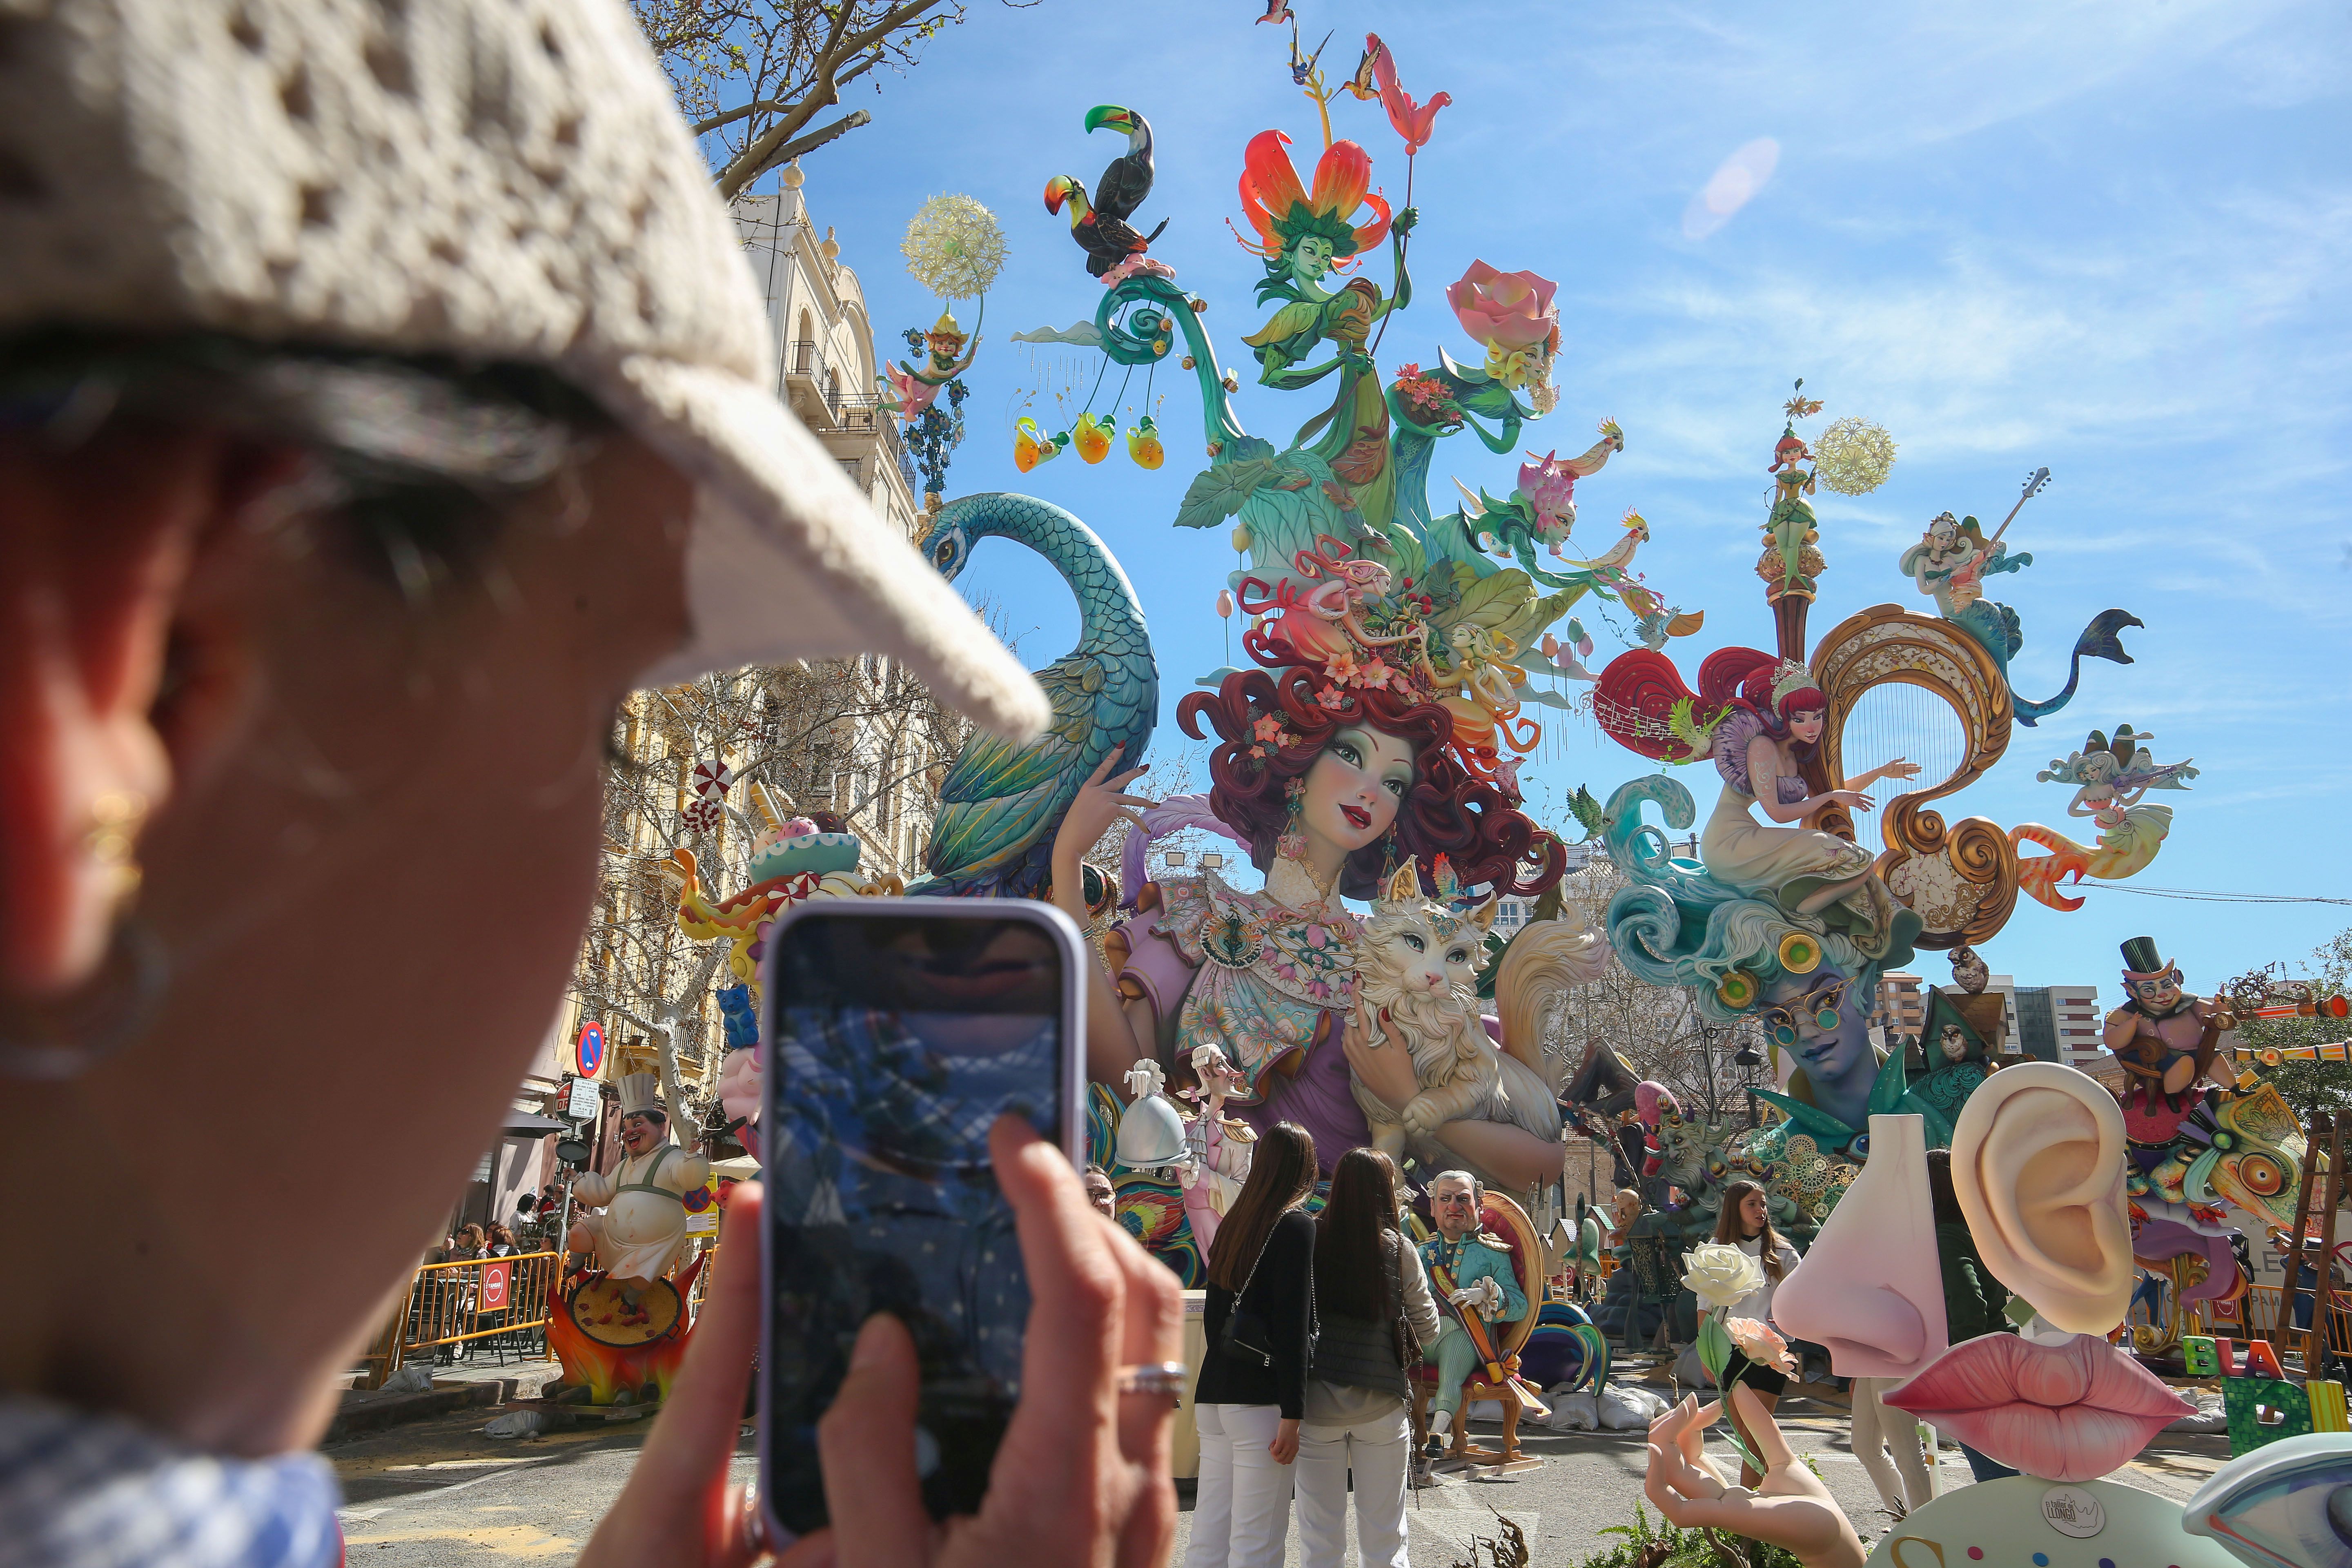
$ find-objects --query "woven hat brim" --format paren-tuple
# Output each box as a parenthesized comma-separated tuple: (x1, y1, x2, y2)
(594, 354, 1047, 741)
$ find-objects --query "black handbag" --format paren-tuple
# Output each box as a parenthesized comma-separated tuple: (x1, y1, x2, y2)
(1219, 1214, 1317, 1370)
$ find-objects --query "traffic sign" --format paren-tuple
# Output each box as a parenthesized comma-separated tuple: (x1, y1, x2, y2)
(574, 1020, 605, 1078)
(566, 1076, 601, 1121)
(480, 1260, 510, 1312)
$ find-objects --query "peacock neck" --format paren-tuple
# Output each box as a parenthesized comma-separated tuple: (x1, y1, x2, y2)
(977, 495, 1148, 656)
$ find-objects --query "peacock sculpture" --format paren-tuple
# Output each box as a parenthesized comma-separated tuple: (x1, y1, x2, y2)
(913, 493, 1157, 899)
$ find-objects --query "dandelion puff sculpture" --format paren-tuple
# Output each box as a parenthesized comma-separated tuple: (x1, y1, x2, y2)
(1813, 415, 1897, 496)
(902, 194, 1007, 301)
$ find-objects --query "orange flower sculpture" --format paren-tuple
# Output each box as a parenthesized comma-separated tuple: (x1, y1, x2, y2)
(1234, 129, 1392, 265)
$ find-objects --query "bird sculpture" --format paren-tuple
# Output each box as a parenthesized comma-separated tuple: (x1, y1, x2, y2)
(913, 494, 1158, 900)
(1565, 509, 1649, 577)
(1043, 105, 1166, 279)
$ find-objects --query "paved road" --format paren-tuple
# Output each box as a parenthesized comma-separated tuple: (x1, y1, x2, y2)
(328, 1388, 2235, 1565)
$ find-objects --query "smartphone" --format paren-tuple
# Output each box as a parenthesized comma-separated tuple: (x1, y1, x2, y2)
(758, 897, 1087, 1544)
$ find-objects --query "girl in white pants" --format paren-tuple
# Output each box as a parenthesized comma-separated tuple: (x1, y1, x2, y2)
(1192, 1403, 1298, 1567)
(1188, 1125, 1319, 1568)
(1294, 1149, 1443, 1568)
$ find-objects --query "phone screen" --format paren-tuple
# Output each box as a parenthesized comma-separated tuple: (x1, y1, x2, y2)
(759, 903, 1077, 1538)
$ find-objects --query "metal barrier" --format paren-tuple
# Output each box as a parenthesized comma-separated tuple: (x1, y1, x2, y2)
(2218, 1285, 2352, 1370)
(356, 1252, 561, 1389)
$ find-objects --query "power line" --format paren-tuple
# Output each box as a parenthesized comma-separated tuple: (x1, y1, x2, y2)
(2077, 881, 2352, 906)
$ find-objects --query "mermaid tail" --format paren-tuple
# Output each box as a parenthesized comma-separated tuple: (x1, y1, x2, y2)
(2013, 608, 2142, 727)
(2011, 823, 2095, 911)
(2011, 806, 2169, 911)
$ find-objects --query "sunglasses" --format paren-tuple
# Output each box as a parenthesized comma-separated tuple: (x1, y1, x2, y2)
(1760, 976, 1855, 1047)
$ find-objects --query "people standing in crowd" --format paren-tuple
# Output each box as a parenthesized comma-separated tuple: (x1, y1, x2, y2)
(1189, 1123, 1319, 1568)
(450, 1225, 488, 1261)
(484, 1224, 518, 1258)
(1712, 1180, 1802, 1486)
(1296, 1149, 1439, 1568)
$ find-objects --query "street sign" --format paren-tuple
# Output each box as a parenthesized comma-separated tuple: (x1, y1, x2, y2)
(574, 1020, 605, 1078)
(566, 1076, 601, 1121)
(480, 1260, 510, 1312)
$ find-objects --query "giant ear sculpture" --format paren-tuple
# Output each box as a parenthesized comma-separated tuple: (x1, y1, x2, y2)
(1771, 1114, 1948, 1379)
(1949, 1061, 2135, 1334)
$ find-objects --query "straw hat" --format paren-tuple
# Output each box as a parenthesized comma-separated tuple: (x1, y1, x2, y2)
(0, 0, 1046, 739)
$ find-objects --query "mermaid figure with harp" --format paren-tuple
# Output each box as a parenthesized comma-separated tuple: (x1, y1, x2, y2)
(1595, 647, 1922, 961)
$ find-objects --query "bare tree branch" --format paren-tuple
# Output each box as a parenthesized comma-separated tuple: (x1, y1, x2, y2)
(630, 0, 987, 198)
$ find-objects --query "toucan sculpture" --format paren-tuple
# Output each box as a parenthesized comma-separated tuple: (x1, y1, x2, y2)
(1043, 104, 1166, 279)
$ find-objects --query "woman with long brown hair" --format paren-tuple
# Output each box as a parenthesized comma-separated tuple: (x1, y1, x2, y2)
(1712, 1180, 1803, 1484)
(1295, 1149, 1439, 1568)
(1189, 1123, 1318, 1568)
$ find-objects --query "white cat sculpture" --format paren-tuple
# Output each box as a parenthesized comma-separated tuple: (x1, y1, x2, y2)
(1348, 856, 1606, 1184)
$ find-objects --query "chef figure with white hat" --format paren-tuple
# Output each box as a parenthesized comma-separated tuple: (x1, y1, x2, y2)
(568, 1073, 711, 1297)
(0, 3, 1180, 1564)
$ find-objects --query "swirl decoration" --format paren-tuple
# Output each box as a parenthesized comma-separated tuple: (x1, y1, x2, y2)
(1601, 774, 1875, 1025)
(1092, 273, 1249, 449)
(1810, 604, 2019, 949)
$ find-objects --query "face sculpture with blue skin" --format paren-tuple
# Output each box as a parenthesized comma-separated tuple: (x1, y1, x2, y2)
(1764, 964, 1878, 1140)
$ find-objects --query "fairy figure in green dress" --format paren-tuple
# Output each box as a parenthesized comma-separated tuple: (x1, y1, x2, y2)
(1233, 129, 1418, 537)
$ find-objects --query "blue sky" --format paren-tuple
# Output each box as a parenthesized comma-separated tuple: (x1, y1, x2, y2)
(772, 0, 2348, 994)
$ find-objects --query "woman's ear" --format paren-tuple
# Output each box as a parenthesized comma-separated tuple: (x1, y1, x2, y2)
(0, 427, 289, 997)
(1950, 1061, 2135, 1334)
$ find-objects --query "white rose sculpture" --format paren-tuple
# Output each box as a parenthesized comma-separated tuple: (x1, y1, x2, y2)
(1681, 1242, 1766, 1312)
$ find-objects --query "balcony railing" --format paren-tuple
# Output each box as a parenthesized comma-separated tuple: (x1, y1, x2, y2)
(786, 350, 914, 491)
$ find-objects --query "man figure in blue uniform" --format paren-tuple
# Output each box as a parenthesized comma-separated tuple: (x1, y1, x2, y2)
(1419, 1170, 1528, 1462)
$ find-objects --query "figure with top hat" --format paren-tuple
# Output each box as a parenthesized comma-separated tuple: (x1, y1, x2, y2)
(2102, 937, 2234, 1117)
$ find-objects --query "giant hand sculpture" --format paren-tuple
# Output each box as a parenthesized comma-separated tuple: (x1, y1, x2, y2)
(1643, 1386, 1864, 1568)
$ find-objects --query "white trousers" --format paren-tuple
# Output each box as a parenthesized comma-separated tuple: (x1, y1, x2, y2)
(1188, 1403, 1295, 1568)
(1849, 1376, 1934, 1515)
(1296, 1405, 1412, 1568)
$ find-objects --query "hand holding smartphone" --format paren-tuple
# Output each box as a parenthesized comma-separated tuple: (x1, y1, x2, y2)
(757, 899, 1093, 1546)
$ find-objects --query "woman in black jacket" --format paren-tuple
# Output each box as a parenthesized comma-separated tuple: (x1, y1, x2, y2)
(1189, 1122, 1318, 1568)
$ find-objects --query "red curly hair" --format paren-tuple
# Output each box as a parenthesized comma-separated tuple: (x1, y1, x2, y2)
(1178, 665, 1564, 902)
(1595, 646, 1826, 763)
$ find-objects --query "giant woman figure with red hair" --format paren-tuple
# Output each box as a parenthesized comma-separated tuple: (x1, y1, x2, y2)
(1047, 597, 1572, 1200)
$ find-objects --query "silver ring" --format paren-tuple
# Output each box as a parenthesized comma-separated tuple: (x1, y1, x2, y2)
(1117, 1361, 1188, 1398)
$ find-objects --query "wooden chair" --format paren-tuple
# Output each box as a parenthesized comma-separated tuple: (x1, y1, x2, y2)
(1412, 1190, 1548, 1470)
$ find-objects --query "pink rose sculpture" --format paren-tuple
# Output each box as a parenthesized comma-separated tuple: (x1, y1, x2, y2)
(1447, 262, 1560, 355)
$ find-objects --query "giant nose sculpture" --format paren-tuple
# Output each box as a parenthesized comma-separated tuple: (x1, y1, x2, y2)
(1773, 1113, 1950, 1380)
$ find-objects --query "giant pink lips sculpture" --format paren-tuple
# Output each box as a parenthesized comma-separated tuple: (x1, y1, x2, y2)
(1885, 1333, 2194, 1483)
